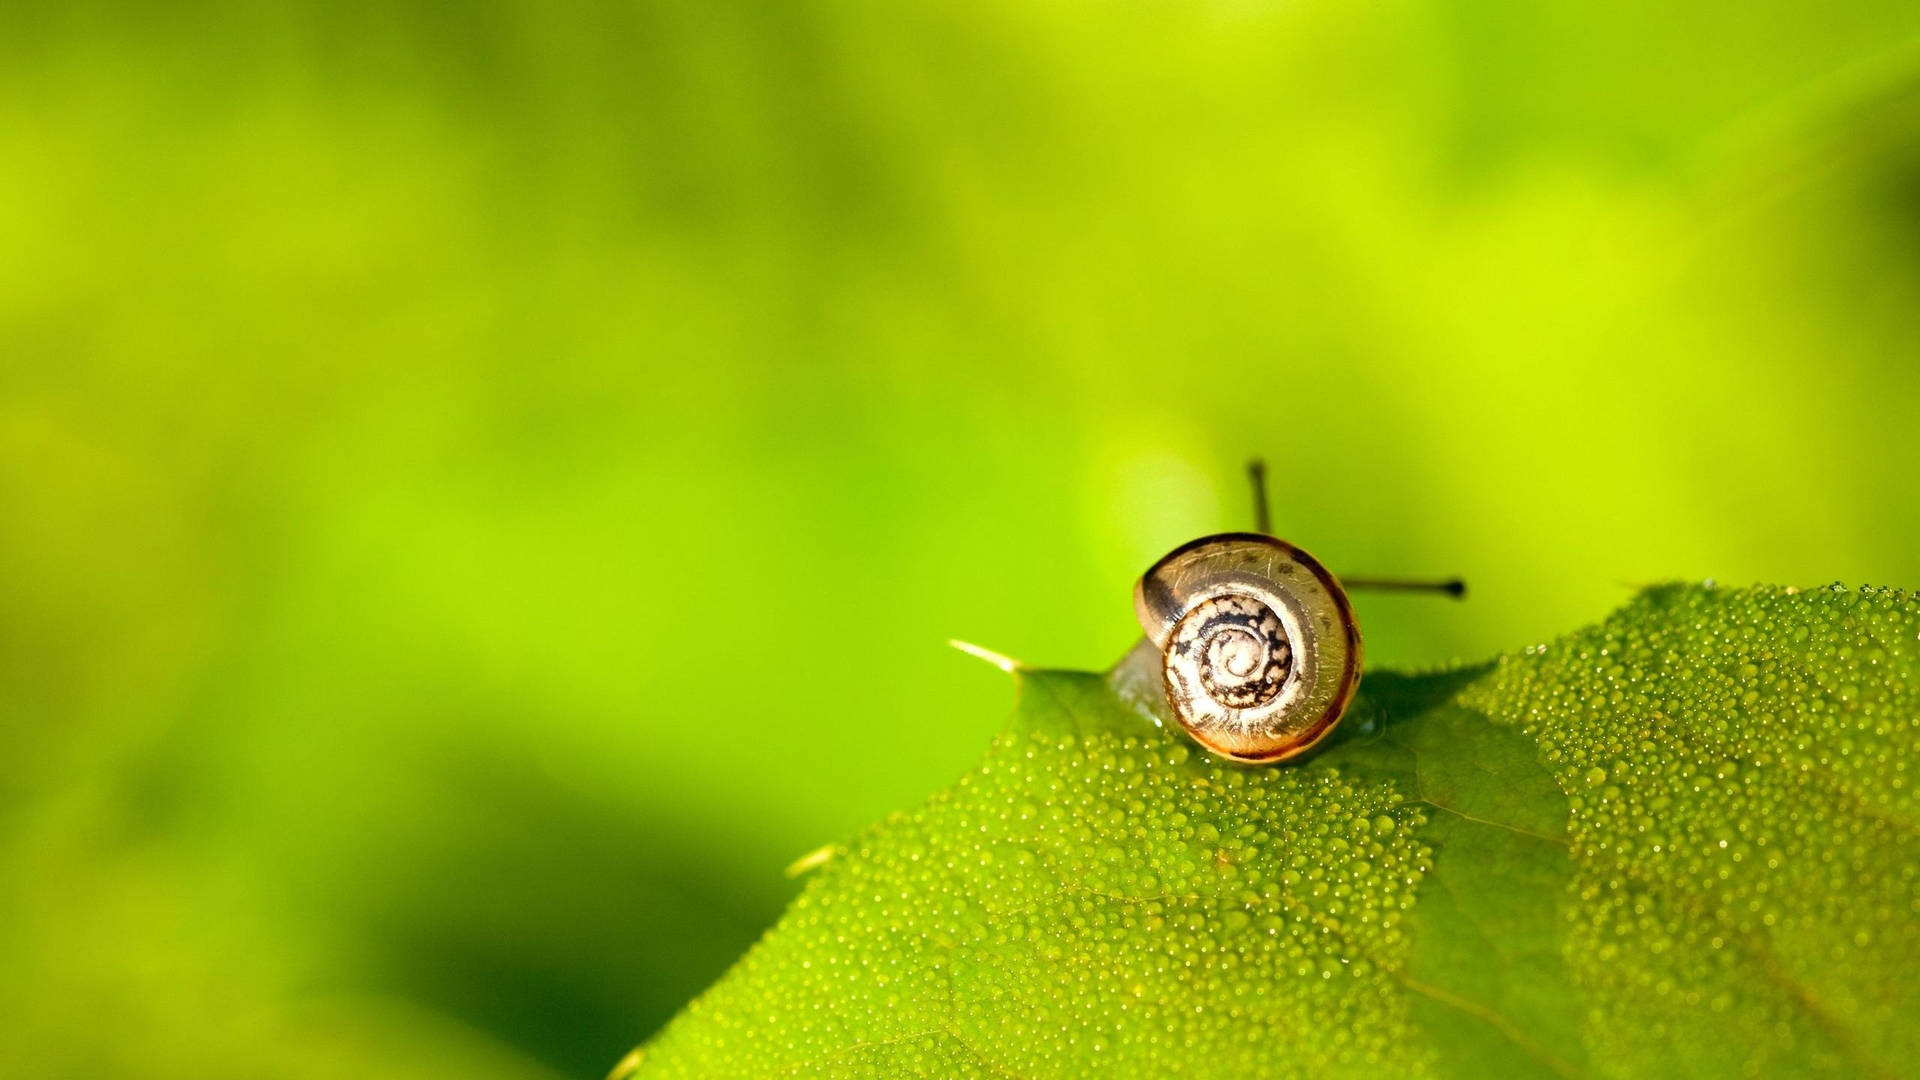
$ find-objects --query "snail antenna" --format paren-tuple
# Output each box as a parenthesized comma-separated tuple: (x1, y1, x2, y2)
(1243, 457, 1465, 599)
(1244, 453, 1451, 595)
(1341, 576, 1468, 599)
(1247, 458, 1272, 535)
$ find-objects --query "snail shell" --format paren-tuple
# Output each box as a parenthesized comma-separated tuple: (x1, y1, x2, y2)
(1133, 533, 1362, 763)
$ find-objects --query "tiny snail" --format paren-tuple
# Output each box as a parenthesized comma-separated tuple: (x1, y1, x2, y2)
(1133, 461, 1463, 764)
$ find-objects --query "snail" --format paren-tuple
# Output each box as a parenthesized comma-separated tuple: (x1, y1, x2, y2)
(1133, 461, 1463, 764)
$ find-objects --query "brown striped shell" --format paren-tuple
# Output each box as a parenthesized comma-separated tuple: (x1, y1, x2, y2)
(1133, 533, 1362, 763)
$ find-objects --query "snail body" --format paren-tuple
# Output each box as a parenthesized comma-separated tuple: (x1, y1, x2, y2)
(1134, 533, 1362, 763)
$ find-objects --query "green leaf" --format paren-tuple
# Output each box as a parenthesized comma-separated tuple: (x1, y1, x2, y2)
(629, 585, 1919, 1078)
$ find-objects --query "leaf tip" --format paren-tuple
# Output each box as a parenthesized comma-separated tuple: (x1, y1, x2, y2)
(784, 843, 840, 879)
(605, 1046, 644, 1080)
(949, 638, 1023, 673)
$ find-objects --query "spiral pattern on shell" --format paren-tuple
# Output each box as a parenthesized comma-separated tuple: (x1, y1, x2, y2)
(1132, 533, 1362, 764)
(1167, 594, 1293, 711)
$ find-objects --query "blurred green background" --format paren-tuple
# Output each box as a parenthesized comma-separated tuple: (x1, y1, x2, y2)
(4, 0, 1920, 1076)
